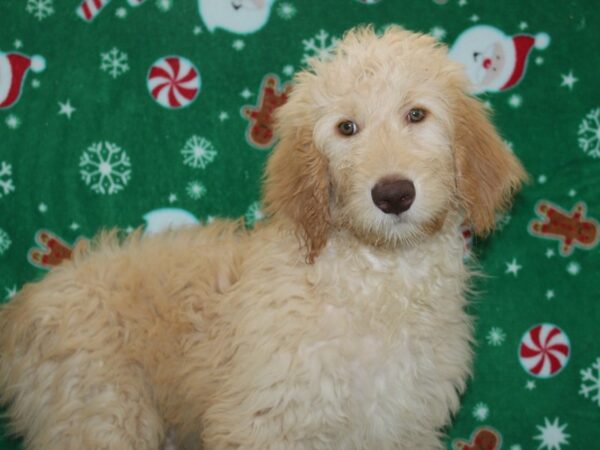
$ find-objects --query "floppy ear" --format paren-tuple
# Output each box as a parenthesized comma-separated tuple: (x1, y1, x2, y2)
(262, 128, 331, 263)
(454, 94, 528, 235)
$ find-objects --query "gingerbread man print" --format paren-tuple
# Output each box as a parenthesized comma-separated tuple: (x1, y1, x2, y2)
(529, 201, 598, 256)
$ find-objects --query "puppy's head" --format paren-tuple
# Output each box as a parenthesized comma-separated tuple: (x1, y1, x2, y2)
(264, 26, 526, 262)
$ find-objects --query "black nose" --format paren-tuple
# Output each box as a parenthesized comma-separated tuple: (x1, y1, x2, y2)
(371, 177, 416, 215)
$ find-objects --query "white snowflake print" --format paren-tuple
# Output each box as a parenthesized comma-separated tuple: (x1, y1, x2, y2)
(511, 445, 523, 450)
(282, 65, 294, 76)
(505, 258, 522, 276)
(580, 357, 600, 407)
(429, 26, 446, 41)
(156, 0, 173, 12)
(58, 100, 76, 119)
(508, 94, 523, 108)
(578, 108, 600, 159)
(525, 380, 536, 390)
(486, 327, 506, 346)
(240, 88, 253, 99)
(31, 79, 41, 88)
(560, 71, 578, 90)
(277, 2, 297, 20)
(0, 228, 11, 255)
(534, 417, 570, 450)
(566, 261, 580, 276)
(4, 285, 17, 300)
(26, 0, 54, 20)
(100, 48, 130, 79)
(79, 142, 132, 195)
(495, 212, 511, 231)
(115, 7, 127, 18)
(232, 39, 246, 51)
(0, 162, 15, 198)
(5, 114, 21, 130)
(471, 402, 489, 421)
(181, 136, 217, 169)
(186, 181, 207, 200)
(302, 29, 339, 65)
(245, 201, 265, 227)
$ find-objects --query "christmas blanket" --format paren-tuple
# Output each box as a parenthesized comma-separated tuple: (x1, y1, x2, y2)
(1, 0, 599, 448)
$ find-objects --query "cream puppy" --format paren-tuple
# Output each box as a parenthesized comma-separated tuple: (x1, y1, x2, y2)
(0, 26, 525, 450)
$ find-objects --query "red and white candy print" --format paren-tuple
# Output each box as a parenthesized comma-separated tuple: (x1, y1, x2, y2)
(519, 323, 570, 378)
(76, 0, 111, 21)
(147, 56, 200, 109)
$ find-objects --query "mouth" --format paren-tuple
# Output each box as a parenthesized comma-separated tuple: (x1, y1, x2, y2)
(381, 211, 414, 230)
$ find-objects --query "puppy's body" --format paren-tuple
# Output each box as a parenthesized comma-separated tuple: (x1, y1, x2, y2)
(0, 26, 525, 449)
(0, 216, 470, 449)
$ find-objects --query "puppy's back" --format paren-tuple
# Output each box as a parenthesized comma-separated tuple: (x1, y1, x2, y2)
(0, 221, 245, 448)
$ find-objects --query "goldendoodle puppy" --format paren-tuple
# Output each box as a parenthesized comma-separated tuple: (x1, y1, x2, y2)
(0, 26, 526, 450)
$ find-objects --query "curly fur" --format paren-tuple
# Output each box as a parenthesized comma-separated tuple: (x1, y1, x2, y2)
(0, 26, 525, 450)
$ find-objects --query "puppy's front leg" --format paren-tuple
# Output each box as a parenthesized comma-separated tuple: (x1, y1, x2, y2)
(200, 352, 341, 450)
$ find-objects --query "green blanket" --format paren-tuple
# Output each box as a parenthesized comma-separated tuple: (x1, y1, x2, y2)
(1, 0, 599, 448)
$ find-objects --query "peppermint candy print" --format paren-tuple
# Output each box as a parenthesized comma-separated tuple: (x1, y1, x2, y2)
(519, 323, 570, 378)
(147, 56, 200, 109)
(76, 0, 111, 22)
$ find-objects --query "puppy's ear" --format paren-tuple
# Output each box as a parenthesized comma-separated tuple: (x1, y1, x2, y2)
(263, 129, 331, 263)
(454, 94, 527, 235)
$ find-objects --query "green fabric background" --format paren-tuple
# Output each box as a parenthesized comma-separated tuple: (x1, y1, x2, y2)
(1, 0, 599, 448)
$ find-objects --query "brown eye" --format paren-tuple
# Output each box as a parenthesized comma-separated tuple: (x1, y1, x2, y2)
(407, 108, 426, 123)
(338, 120, 359, 136)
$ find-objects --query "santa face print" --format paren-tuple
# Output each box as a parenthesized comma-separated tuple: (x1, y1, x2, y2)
(473, 42, 506, 89)
(449, 24, 550, 94)
(231, 0, 265, 11)
(199, 0, 274, 34)
(0, 51, 46, 109)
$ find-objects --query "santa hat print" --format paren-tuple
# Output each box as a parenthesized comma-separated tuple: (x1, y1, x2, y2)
(0, 52, 46, 109)
(501, 32, 550, 91)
